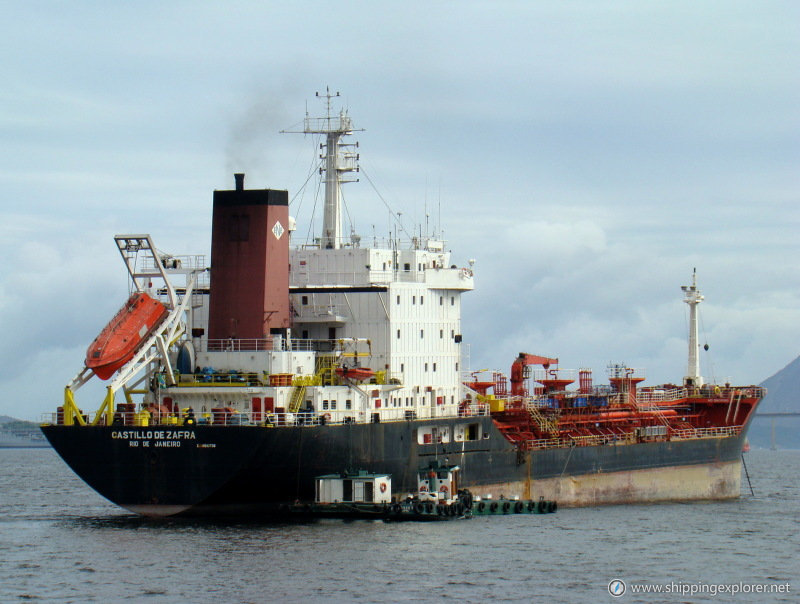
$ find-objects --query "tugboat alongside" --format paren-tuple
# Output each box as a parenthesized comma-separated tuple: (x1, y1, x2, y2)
(41, 91, 764, 517)
(283, 462, 478, 521)
(280, 461, 557, 521)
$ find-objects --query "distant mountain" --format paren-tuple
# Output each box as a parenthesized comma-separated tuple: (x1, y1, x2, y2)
(747, 355, 800, 450)
(758, 355, 800, 413)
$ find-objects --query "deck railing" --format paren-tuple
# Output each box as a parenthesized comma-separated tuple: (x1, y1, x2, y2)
(524, 434, 628, 450)
(206, 338, 276, 352)
(520, 424, 744, 450)
(635, 388, 688, 404)
(42, 403, 490, 429)
(203, 337, 382, 354)
(671, 425, 741, 439)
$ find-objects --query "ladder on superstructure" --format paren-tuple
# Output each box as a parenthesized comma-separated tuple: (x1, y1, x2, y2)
(287, 356, 338, 413)
(315, 354, 337, 386)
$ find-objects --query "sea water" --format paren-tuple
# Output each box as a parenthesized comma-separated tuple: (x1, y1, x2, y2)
(1, 448, 797, 603)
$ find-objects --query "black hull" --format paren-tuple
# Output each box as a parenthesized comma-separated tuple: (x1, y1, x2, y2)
(42, 416, 750, 516)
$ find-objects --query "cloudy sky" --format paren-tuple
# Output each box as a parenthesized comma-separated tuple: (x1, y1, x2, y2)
(2, 2, 798, 420)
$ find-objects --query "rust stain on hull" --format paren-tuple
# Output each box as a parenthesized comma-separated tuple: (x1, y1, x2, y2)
(475, 460, 742, 507)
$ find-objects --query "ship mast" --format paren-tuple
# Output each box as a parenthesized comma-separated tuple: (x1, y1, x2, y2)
(681, 268, 704, 387)
(300, 88, 361, 249)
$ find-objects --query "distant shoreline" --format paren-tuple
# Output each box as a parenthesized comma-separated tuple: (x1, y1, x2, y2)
(1, 416, 50, 448)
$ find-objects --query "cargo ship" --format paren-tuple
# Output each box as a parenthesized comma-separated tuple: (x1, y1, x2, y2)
(41, 91, 764, 517)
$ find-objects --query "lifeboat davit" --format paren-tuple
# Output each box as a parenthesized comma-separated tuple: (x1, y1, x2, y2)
(85, 292, 169, 380)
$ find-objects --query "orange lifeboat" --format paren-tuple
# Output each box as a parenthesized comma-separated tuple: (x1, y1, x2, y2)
(335, 367, 376, 382)
(85, 292, 169, 380)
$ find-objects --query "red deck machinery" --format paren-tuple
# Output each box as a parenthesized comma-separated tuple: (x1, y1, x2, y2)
(509, 352, 559, 396)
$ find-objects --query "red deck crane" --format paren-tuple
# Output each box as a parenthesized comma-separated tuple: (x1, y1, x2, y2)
(510, 352, 559, 396)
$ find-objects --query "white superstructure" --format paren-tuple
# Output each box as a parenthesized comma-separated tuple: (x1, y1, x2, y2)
(136, 90, 475, 426)
(286, 90, 474, 420)
(289, 238, 473, 420)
